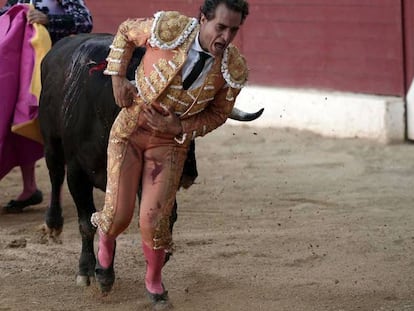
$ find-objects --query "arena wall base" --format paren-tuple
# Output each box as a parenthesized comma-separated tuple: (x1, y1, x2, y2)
(406, 79, 414, 140)
(229, 85, 405, 143)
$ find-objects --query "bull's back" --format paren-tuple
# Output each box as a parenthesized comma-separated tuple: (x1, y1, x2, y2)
(39, 33, 145, 189)
(39, 33, 115, 138)
(39, 33, 118, 189)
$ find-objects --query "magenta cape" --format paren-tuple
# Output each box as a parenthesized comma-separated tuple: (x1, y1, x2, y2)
(0, 4, 50, 180)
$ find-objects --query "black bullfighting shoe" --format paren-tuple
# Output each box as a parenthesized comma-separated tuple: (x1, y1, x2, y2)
(146, 284, 172, 310)
(4, 189, 43, 213)
(95, 242, 116, 295)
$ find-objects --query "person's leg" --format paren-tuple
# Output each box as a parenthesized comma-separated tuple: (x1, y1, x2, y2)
(139, 144, 188, 295)
(91, 115, 143, 294)
(4, 162, 43, 213)
(97, 232, 116, 268)
(19, 162, 38, 200)
(92, 136, 142, 293)
(142, 242, 166, 293)
(93, 139, 143, 267)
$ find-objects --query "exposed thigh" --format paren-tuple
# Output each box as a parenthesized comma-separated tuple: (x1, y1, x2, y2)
(140, 144, 188, 221)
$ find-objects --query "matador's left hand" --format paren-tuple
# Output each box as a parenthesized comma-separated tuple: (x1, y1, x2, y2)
(142, 105, 182, 136)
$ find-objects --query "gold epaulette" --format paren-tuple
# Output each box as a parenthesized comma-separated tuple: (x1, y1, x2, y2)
(221, 44, 248, 89)
(148, 11, 198, 50)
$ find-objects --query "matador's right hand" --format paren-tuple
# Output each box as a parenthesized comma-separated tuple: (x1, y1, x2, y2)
(27, 7, 48, 25)
(111, 76, 137, 108)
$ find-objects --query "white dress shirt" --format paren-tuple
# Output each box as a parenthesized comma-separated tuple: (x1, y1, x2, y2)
(181, 32, 214, 90)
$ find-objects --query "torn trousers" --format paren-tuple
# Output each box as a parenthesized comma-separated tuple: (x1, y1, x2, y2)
(91, 107, 189, 250)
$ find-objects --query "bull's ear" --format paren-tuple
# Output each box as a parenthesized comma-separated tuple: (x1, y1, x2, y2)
(229, 107, 264, 122)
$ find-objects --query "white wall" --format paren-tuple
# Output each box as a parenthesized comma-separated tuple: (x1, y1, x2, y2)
(406, 79, 414, 140)
(229, 85, 405, 143)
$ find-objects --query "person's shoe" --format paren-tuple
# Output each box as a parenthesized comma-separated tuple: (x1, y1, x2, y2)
(4, 189, 43, 213)
(95, 242, 116, 294)
(146, 285, 173, 310)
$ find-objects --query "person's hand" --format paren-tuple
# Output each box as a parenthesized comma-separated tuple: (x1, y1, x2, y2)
(142, 105, 182, 136)
(111, 76, 137, 108)
(27, 8, 49, 25)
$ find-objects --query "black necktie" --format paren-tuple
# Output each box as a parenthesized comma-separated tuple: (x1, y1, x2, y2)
(183, 51, 210, 90)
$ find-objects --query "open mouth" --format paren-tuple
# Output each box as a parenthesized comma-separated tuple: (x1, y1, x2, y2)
(214, 42, 225, 53)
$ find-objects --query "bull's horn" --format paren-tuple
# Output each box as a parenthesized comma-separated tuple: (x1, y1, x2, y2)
(229, 107, 264, 121)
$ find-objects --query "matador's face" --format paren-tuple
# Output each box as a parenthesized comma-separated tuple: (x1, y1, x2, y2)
(199, 3, 242, 57)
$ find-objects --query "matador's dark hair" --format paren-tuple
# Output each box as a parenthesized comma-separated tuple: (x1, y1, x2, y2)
(199, 0, 249, 24)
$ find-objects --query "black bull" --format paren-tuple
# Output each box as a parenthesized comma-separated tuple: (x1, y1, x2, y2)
(38, 33, 263, 286)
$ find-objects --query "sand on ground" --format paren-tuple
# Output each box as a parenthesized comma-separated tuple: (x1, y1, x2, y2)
(0, 124, 413, 311)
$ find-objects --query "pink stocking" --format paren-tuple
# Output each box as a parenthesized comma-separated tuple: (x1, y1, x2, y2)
(19, 163, 37, 200)
(97, 231, 116, 268)
(142, 242, 166, 294)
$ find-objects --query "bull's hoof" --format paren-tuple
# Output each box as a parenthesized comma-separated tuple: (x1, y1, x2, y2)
(95, 243, 116, 295)
(38, 223, 63, 244)
(76, 274, 91, 287)
(4, 189, 43, 213)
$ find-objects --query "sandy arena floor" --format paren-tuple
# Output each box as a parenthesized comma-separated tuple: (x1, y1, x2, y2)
(1, 124, 413, 311)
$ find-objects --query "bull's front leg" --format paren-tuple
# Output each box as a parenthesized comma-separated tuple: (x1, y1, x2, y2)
(43, 138, 65, 242)
(66, 163, 97, 286)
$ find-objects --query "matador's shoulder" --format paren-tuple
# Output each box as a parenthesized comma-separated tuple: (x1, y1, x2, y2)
(222, 44, 248, 89)
(148, 11, 199, 50)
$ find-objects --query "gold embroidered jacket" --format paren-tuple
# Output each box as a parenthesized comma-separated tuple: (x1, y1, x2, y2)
(104, 11, 248, 144)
